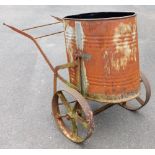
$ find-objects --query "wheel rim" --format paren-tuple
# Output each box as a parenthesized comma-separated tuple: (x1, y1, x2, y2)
(120, 72, 151, 111)
(52, 87, 94, 143)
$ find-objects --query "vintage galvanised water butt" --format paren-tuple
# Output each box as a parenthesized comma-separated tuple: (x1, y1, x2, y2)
(4, 12, 151, 143)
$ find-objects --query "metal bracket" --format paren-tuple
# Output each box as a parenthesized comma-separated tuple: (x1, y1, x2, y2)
(53, 62, 79, 93)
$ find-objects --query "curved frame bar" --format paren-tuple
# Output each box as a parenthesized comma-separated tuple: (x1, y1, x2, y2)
(119, 72, 151, 111)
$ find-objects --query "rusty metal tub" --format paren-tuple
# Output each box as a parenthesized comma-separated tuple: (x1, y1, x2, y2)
(4, 11, 151, 143)
(63, 12, 140, 103)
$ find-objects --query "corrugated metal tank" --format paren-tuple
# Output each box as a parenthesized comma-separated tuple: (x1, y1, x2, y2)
(63, 12, 140, 103)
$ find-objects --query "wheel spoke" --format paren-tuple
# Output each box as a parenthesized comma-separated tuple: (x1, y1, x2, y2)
(75, 113, 89, 129)
(72, 102, 79, 112)
(70, 100, 78, 104)
(58, 100, 77, 105)
(56, 114, 68, 119)
(57, 91, 72, 112)
(70, 103, 79, 136)
(136, 97, 145, 106)
(71, 119, 78, 136)
(71, 103, 89, 129)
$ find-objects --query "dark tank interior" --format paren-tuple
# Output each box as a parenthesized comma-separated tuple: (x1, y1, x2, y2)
(64, 12, 135, 19)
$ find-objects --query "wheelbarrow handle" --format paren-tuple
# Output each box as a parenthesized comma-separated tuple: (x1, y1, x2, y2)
(3, 22, 56, 73)
(3, 23, 34, 41)
(3, 22, 79, 91)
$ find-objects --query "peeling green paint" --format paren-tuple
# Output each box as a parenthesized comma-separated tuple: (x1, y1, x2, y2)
(80, 60, 89, 96)
(81, 53, 92, 60)
(85, 88, 140, 103)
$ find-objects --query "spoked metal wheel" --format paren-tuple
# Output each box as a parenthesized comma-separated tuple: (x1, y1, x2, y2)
(120, 72, 151, 111)
(52, 87, 94, 143)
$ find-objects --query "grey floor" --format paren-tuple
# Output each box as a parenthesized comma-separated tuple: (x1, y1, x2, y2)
(0, 5, 155, 149)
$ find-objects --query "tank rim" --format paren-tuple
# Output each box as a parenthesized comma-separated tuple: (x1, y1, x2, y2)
(63, 12, 136, 21)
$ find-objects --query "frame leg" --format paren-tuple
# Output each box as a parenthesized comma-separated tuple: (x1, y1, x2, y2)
(93, 104, 115, 115)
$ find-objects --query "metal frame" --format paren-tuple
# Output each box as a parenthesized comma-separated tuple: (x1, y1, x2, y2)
(3, 21, 116, 116)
